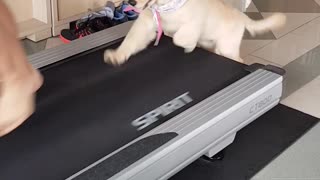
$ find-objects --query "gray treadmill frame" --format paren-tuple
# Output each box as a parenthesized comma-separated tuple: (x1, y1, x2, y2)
(67, 68, 283, 180)
(27, 22, 283, 180)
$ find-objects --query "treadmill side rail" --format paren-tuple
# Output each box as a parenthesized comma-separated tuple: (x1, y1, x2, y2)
(67, 69, 283, 180)
(28, 22, 133, 69)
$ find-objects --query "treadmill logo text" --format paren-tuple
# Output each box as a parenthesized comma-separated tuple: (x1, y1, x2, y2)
(131, 93, 193, 131)
(249, 95, 273, 114)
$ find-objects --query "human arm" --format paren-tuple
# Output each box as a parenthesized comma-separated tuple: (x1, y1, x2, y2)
(0, 0, 43, 137)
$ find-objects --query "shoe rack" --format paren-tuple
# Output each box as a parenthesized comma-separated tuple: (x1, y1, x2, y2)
(51, 0, 249, 36)
(3, 0, 52, 42)
(4, 0, 248, 41)
(51, 0, 123, 36)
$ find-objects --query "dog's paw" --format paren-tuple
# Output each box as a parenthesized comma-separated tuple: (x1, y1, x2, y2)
(173, 35, 197, 53)
(104, 50, 127, 66)
(184, 47, 195, 53)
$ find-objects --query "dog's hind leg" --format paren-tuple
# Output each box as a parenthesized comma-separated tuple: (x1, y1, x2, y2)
(215, 27, 245, 63)
(173, 23, 201, 53)
(104, 11, 156, 66)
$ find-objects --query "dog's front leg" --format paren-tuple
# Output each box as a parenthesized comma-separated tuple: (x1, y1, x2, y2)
(173, 23, 200, 53)
(104, 11, 156, 66)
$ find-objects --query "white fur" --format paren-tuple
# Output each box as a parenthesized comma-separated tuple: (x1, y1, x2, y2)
(104, 0, 286, 65)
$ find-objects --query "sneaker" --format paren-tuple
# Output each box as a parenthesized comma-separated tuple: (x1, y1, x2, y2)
(60, 26, 95, 44)
(90, 17, 112, 31)
(60, 17, 112, 43)
(75, 1, 115, 28)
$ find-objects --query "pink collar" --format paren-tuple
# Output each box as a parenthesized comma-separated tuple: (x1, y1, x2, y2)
(151, 9, 163, 46)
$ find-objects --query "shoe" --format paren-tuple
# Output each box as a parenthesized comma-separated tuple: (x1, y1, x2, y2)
(90, 17, 112, 31)
(120, 2, 139, 20)
(112, 8, 129, 25)
(105, 1, 116, 19)
(60, 27, 95, 43)
(60, 17, 112, 43)
(75, 1, 115, 28)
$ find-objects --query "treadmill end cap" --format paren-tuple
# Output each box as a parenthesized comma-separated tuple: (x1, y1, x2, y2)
(245, 63, 286, 76)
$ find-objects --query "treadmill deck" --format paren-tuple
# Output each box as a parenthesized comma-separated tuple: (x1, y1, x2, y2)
(0, 37, 249, 180)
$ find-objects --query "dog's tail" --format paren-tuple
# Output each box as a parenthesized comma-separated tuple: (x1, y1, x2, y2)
(243, 13, 286, 37)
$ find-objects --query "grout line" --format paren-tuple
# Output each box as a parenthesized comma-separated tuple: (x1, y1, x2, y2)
(261, 12, 320, 40)
(243, 39, 275, 56)
(248, 35, 320, 69)
(273, 14, 320, 39)
(248, 54, 283, 67)
(246, 13, 320, 57)
(246, 14, 320, 63)
(313, 0, 320, 7)
(242, 12, 320, 67)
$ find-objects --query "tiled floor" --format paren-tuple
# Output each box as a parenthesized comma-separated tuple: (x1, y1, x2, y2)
(22, 37, 63, 56)
(241, 0, 320, 114)
(22, 1, 320, 179)
(242, 0, 320, 179)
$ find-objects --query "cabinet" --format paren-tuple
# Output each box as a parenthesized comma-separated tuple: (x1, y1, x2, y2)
(4, 0, 249, 41)
(51, 0, 248, 36)
(51, 0, 122, 36)
(4, 0, 52, 42)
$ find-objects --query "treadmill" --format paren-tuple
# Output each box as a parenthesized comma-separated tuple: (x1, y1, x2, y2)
(0, 22, 285, 180)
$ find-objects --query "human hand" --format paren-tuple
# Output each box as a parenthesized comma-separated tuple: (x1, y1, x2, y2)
(0, 6, 43, 136)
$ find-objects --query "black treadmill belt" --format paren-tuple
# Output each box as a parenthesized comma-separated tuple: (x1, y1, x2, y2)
(0, 36, 248, 180)
(171, 105, 319, 180)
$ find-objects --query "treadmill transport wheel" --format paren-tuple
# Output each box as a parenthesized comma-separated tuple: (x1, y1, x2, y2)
(202, 150, 226, 162)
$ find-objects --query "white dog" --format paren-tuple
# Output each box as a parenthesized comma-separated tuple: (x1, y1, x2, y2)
(104, 0, 286, 65)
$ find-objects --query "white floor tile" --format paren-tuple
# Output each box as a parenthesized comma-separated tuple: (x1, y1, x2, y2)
(282, 76, 320, 118)
(243, 55, 281, 66)
(261, 13, 320, 38)
(252, 33, 320, 66)
(252, 123, 320, 180)
(240, 40, 272, 57)
(302, 15, 320, 25)
(314, 0, 320, 6)
(291, 17, 320, 43)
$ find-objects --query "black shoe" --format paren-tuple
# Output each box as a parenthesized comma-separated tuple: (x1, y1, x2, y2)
(89, 17, 112, 31)
(60, 26, 95, 43)
(60, 17, 112, 43)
